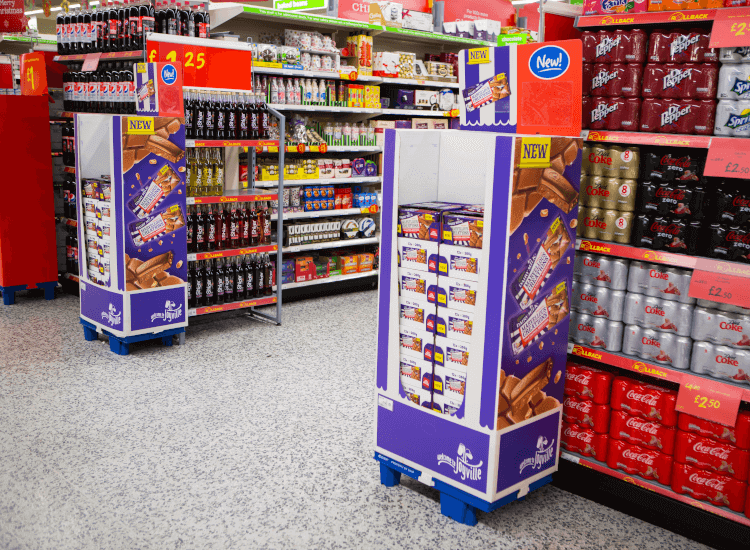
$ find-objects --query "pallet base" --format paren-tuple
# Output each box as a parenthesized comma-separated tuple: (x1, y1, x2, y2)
(375, 453, 552, 526)
(0, 282, 57, 305)
(80, 319, 185, 356)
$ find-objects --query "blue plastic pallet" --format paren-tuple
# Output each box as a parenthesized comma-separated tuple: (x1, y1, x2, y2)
(80, 318, 184, 356)
(0, 282, 57, 305)
(375, 452, 552, 526)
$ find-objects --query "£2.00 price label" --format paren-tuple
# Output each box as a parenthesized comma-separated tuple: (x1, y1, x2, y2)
(676, 376, 742, 427)
(710, 8, 750, 48)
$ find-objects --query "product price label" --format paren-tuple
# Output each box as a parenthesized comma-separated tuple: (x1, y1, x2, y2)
(710, 8, 750, 48)
(82, 52, 102, 72)
(688, 269, 750, 308)
(676, 378, 742, 427)
(19, 52, 48, 96)
(705, 137, 750, 179)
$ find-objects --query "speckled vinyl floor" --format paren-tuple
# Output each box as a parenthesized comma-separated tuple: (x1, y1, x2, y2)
(0, 290, 710, 550)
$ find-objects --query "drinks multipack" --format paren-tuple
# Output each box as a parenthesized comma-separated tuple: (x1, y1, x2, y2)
(671, 462, 747, 512)
(563, 395, 611, 433)
(610, 377, 678, 427)
(690, 341, 750, 383)
(569, 310, 624, 351)
(607, 438, 673, 484)
(640, 98, 716, 135)
(571, 281, 626, 321)
(622, 292, 694, 336)
(626, 261, 694, 303)
(642, 63, 718, 99)
(631, 214, 701, 255)
(691, 306, 750, 347)
(561, 421, 609, 461)
(621, 324, 692, 368)
(609, 410, 676, 454)
(574, 253, 629, 290)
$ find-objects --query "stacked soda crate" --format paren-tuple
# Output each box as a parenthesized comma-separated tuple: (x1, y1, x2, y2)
(396, 202, 482, 415)
(563, 363, 750, 515)
(570, 252, 750, 384)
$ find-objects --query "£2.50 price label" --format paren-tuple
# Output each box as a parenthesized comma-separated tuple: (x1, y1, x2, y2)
(676, 377, 742, 427)
(710, 8, 750, 48)
(704, 137, 750, 180)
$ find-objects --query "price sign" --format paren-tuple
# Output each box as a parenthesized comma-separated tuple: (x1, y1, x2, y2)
(19, 53, 48, 96)
(82, 52, 102, 72)
(147, 37, 253, 90)
(688, 269, 750, 308)
(676, 377, 742, 427)
(318, 142, 328, 153)
(710, 8, 750, 48)
(704, 137, 750, 179)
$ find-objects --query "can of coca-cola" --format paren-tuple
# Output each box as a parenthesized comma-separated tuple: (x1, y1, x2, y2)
(632, 214, 701, 255)
(582, 207, 605, 240)
(691, 307, 750, 348)
(574, 253, 629, 290)
(562, 421, 609, 461)
(610, 377, 678, 426)
(621, 325, 693, 369)
(564, 363, 615, 404)
(569, 311, 624, 351)
(671, 462, 747, 512)
(690, 341, 750, 383)
(627, 261, 695, 304)
(674, 431, 750, 481)
(583, 176, 609, 207)
(607, 439, 673, 484)
(623, 293, 694, 336)
(563, 395, 611, 433)
(573, 282, 626, 321)
(678, 411, 750, 450)
(640, 151, 703, 182)
(609, 410, 676, 454)
(613, 211, 635, 244)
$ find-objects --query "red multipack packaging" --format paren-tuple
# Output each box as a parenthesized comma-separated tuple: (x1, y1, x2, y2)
(610, 377, 678, 427)
(639, 98, 715, 135)
(589, 97, 641, 131)
(647, 29, 717, 64)
(678, 412, 750, 450)
(610, 410, 677, 455)
(607, 439, 674, 485)
(582, 29, 647, 64)
(565, 363, 614, 405)
(582, 0, 648, 15)
(562, 421, 609, 461)
(671, 462, 747, 512)
(563, 395, 611, 433)
(589, 63, 643, 98)
(582, 96, 593, 129)
(674, 432, 750, 481)
(641, 63, 718, 100)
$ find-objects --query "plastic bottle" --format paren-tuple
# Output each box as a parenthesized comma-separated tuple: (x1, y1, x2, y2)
(270, 77, 279, 104)
(343, 121, 352, 145)
(319, 79, 327, 105)
(286, 79, 295, 106)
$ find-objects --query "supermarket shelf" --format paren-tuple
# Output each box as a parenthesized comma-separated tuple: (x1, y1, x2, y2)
(254, 176, 381, 188)
(268, 104, 381, 114)
(378, 77, 459, 89)
(381, 108, 458, 117)
(284, 236, 379, 253)
(560, 451, 750, 527)
(56, 217, 78, 228)
(187, 243, 277, 262)
(256, 145, 381, 154)
(185, 139, 279, 148)
(53, 50, 145, 63)
(187, 191, 277, 205)
(315, 145, 381, 152)
(582, 130, 713, 148)
(576, 238, 750, 278)
(188, 295, 276, 317)
(272, 205, 378, 221)
(278, 270, 378, 290)
(576, 9, 718, 28)
(62, 272, 80, 283)
(567, 342, 750, 403)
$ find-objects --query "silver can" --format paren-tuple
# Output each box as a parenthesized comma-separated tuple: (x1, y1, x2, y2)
(572, 282, 626, 321)
(691, 307, 750, 348)
(691, 341, 750, 383)
(696, 299, 750, 315)
(623, 292, 694, 336)
(622, 325, 692, 370)
(719, 47, 750, 64)
(574, 253, 629, 290)
(569, 311, 623, 351)
(626, 261, 695, 304)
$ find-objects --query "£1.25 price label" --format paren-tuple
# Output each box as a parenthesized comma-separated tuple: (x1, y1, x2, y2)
(676, 376, 742, 427)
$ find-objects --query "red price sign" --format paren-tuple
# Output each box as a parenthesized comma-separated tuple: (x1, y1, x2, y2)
(82, 53, 102, 72)
(704, 137, 750, 179)
(147, 37, 253, 90)
(689, 269, 750, 308)
(676, 378, 742, 427)
(710, 8, 750, 48)
(19, 53, 48, 96)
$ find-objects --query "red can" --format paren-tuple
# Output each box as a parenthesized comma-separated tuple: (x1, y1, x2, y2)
(582, 63, 594, 96)
(642, 64, 666, 98)
(582, 29, 619, 64)
(562, 421, 609, 461)
(610, 377, 678, 427)
(609, 410, 677, 455)
(620, 63, 643, 97)
(564, 363, 614, 404)
(582, 96, 592, 129)
(590, 63, 614, 97)
(563, 395, 611, 433)
(613, 29, 647, 64)
(692, 99, 716, 135)
(691, 29, 718, 63)
(590, 97, 641, 131)
(678, 412, 750, 450)
(607, 439, 674, 485)
(671, 462, 747, 513)
(590, 63, 642, 98)
(640, 98, 693, 134)
(674, 432, 750, 481)
(648, 29, 672, 63)
(692, 63, 718, 100)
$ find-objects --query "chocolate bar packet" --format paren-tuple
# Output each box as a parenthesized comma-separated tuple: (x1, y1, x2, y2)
(510, 281, 569, 356)
(510, 216, 572, 309)
(127, 163, 182, 219)
(130, 204, 185, 247)
(462, 73, 511, 112)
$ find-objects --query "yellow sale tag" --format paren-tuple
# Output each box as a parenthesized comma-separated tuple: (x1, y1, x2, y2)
(433, 380, 443, 392)
(519, 138, 551, 168)
(435, 352, 444, 363)
(438, 295, 447, 305)
(467, 48, 490, 65)
(126, 117, 155, 134)
(443, 230, 452, 241)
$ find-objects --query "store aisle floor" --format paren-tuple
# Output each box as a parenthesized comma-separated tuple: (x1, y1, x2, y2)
(0, 291, 709, 550)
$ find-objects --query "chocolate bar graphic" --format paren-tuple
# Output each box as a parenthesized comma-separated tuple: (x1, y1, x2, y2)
(511, 216, 572, 309)
(510, 138, 580, 234)
(497, 360, 560, 429)
(137, 79, 155, 102)
(462, 73, 511, 112)
(510, 281, 569, 355)
(127, 163, 182, 218)
(125, 252, 183, 291)
(130, 204, 185, 247)
(121, 117, 184, 172)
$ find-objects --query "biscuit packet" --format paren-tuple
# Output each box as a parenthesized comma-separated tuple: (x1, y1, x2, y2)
(509, 281, 569, 355)
(510, 216, 572, 309)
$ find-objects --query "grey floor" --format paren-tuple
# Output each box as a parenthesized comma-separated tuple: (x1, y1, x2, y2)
(0, 290, 711, 550)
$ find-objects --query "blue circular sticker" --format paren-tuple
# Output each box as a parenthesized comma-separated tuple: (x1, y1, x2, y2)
(528, 46, 570, 81)
(161, 64, 177, 85)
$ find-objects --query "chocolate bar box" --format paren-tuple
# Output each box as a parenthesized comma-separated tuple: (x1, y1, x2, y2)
(398, 202, 463, 242)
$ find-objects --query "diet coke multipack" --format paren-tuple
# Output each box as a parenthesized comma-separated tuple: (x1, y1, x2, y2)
(574, 253, 630, 290)
(627, 261, 695, 304)
(569, 310, 624, 351)
(690, 341, 750, 384)
(622, 324, 692, 369)
(622, 293, 694, 336)
(572, 281, 626, 321)
(562, 363, 614, 461)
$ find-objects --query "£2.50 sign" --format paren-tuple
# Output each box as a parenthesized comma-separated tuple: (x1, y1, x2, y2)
(146, 35, 253, 91)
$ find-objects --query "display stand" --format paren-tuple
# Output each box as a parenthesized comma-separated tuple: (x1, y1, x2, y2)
(0, 95, 58, 305)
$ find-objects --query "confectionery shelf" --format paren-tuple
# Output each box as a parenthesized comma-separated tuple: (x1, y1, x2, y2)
(254, 177, 381, 188)
(283, 235, 379, 254)
(276, 269, 378, 290)
(187, 244, 278, 263)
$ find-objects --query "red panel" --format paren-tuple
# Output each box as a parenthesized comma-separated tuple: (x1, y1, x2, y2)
(444, 0, 515, 25)
(0, 96, 58, 287)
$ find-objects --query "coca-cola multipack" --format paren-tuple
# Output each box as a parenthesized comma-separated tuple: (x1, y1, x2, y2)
(562, 363, 614, 461)
(611, 377, 678, 426)
(610, 409, 676, 454)
(671, 462, 747, 511)
(574, 253, 629, 290)
(607, 438, 674, 484)
(562, 421, 610, 461)
(705, 180, 750, 263)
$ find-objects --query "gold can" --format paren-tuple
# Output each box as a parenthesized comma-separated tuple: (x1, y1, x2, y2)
(585, 176, 607, 208)
(579, 175, 590, 206)
(613, 211, 635, 243)
(588, 144, 610, 177)
(618, 146, 640, 179)
(607, 146, 624, 178)
(577, 205, 587, 238)
(600, 209, 620, 242)
(581, 144, 592, 175)
(601, 178, 621, 210)
(583, 207, 604, 240)
(615, 179, 637, 212)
